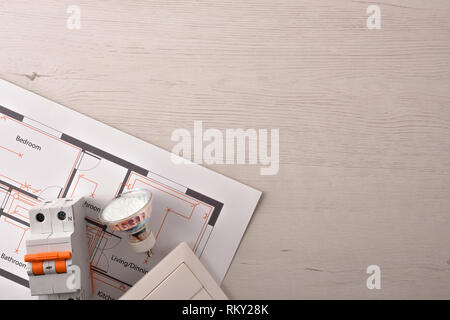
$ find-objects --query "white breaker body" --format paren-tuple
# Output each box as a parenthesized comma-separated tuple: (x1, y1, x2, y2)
(25, 197, 92, 300)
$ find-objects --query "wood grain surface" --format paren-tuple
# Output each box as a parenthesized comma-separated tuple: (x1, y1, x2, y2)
(1, 0, 449, 299)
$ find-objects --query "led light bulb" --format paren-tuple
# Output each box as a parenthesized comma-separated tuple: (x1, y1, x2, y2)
(100, 189, 156, 257)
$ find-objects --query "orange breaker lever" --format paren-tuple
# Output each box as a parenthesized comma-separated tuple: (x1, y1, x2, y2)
(24, 251, 72, 275)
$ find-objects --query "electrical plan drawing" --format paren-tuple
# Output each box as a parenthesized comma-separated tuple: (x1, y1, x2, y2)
(0, 79, 261, 300)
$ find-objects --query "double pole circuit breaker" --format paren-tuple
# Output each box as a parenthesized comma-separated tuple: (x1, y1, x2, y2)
(24, 198, 92, 300)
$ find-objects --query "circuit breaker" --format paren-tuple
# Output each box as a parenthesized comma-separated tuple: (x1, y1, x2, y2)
(24, 197, 92, 300)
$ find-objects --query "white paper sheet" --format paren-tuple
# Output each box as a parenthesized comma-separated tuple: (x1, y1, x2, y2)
(0, 79, 261, 300)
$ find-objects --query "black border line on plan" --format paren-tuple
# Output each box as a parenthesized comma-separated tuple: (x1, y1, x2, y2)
(0, 209, 30, 228)
(0, 268, 29, 288)
(0, 105, 24, 122)
(60, 134, 149, 177)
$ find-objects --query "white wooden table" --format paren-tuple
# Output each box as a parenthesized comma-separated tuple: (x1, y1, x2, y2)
(1, 0, 449, 299)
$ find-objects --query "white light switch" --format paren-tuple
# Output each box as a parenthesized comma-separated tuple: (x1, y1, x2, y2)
(145, 263, 202, 300)
(120, 242, 228, 300)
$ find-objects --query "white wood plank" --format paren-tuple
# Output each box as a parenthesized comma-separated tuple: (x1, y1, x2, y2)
(1, 0, 449, 299)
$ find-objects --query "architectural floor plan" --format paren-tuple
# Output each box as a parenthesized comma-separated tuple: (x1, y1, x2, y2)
(0, 79, 261, 300)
